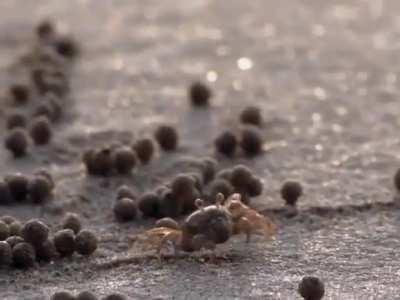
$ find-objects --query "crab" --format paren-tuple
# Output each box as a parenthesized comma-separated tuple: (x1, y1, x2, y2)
(136, 193, 276, 261)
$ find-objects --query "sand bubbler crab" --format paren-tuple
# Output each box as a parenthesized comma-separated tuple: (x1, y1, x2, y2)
(136, 193, 276, 261)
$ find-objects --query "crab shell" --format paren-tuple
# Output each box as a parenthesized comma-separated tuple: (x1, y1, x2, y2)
(182, 204, 234, 246)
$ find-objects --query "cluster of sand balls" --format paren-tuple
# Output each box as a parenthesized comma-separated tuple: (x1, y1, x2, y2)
(51, 291, 128, 300)
(215, 106, 264, 158)
(0, 169, 55, 205)
(4, 20, 79, 158)
(83, 125, 180, 177)
(0, 214, 97, 269)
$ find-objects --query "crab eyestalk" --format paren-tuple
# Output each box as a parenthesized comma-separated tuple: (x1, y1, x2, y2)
(195, 198, 205, 211)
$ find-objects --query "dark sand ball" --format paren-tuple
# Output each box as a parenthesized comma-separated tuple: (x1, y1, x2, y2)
(116, 185, 136, 200)
(77, 291, 98, 300)
(12, 242, 35, 268)
(240, 106, 263, 127)
(134, 138, 154, 164)
(35, 238, 57, 262)
(113, 147, 137, 174)
(0, 221, 10, 241)
(216, 168, 232, 181)
(28, 175, 53, 203)
(240, 126, 263, 156)
(82, 149, 96, 174)
(0, 216, 17, 225)
(5, 128, 29, 157)
(54, 35, 80, 59)
(62, 213, 82, 234)
(36, 19, 55, 40)
(394, 168, 400, 191)
(154, 125, 178, 151)
(6, 112, 27, 130)
(5, 173, 29, 202)
(230, 165, 253, 189)
(160, 188, 183, 218)
(189, 81, 212, 107)
(215, 130, 237, 157)
(138, 192, 162, 218)
(6, 236, 24, 249)
(247, 176, 263, 197)
(54, 229, 75, 257)
(298, 276, 325, 300)
(8, 221, 22, 236)
(91, 147, 114, 176)
(171, 174, 195, 195)
(9, 84, 29, 105)
(208, 179, 234, 201)
(102, 293, 127, 300)
(30, 116, 53, 145)
(75, 230, 98, 255)
(21, 219, 49, 246)
(281, 181, 303, 206)
(0, 241, 12, 266)
(0, 180, 13, 205)
(34, 168, 55, 190)
(51, 291, 76, 300)
(113, 198, 137, 222)
(155, 218, 179, 230)
(201, 157, 217, 184)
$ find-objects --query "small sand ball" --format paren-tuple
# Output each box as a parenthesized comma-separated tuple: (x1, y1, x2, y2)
(134, 138, 154, 164)
(75, 230, 98, 255)
(0, 180, 13, 205)
(116, 185, 136, 200)
(9, 84, 29, 105)
(29, 116, 52, 145)
(189, 81, 212, 107)
(6, 173, 29, 201)
(171, 174, 195, 195)
(298, 276, 325, 300)
(51, 291, 76, 300)
(36, 19, 55, 40)
(54, 35, 80, 59)
(0, 216, 17, 224)
(12, 242, 36, 268)
(113, 147, 137, 174)
(5, 128, 29, 157)
(8, 221, 22, 236)
(230, 165, 253, 189)
(21, 219, 50, 246)
(62, 213, 81, 234)
(0, 221, 10, 241)
(240, 106, 263, 127)
(160, 188, 184, 218)
(6, 236, 24, 249)
(240, 126, 263, 156)
(216, 168, 232, 181)
(54, 229, 75, 257)
(113, 198, 137, 222)
(0, 241, 12, 266)
(281, 181, 303, 206)
(77, 291, 98, 300)
(201, 157, 217, 184)
(154, 125, 178, 151)
(35, 238, 57, 262)
(28, 175, 53, 203)
(247, 176, 263, 197)
(138, 192, 162, 218)
(215, 130, 237, 157)
(155, 217, 179, 230)
(91, 147, 114, 176)
(34, 168, 55, 190)
(102, 293, 127, 300)
(6, 112, 27, 130)
(208, 179, 234, 201)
